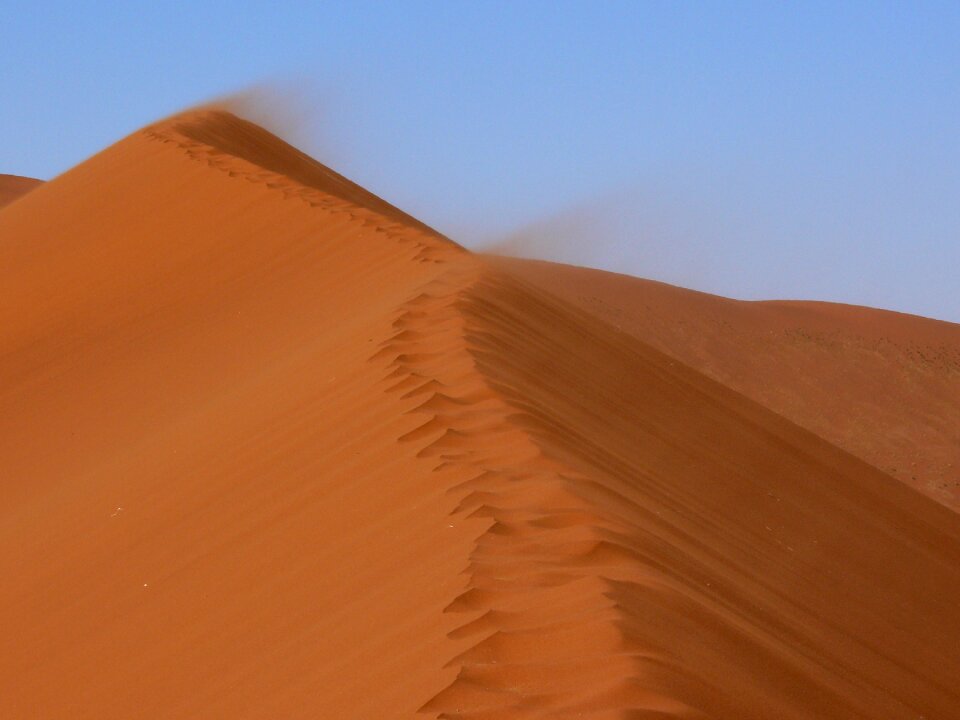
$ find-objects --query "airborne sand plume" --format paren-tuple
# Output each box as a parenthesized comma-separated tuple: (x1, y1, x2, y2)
(1, 110, 959, 718)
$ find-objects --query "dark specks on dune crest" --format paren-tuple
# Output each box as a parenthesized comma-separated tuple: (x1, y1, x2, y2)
(148, 110, 449, 242)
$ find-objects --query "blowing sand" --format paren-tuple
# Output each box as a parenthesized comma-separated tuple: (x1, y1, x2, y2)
(1, 111, 959, 718)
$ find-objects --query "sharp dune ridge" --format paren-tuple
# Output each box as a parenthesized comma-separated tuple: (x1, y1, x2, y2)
(1, 111, 959, 718)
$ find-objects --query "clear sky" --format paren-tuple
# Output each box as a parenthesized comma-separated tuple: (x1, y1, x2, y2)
(3, 2, 958, 321)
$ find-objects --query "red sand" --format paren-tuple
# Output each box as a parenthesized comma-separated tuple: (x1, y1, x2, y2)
(1, 111, 959, 718)
(506, 259, 960, 512)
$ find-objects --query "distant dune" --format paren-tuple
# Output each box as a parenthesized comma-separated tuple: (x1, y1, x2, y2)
(1, 111, 959, 719)
(0, 173, 42, 209)
(506, 259, 960, 512)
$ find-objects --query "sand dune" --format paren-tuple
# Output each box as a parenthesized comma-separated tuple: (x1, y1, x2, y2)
(0, 174, 42, 209)
(1, 111, 959, 718)
(506, 259, 960, 512)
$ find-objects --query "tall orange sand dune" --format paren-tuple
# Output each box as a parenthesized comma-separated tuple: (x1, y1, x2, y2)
(1, 111, 959, 718)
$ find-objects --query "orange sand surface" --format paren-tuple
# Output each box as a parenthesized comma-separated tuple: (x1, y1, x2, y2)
(1, 111, 959, 718)
(0, 174, 42, 209)
(507, 259, 960, 512)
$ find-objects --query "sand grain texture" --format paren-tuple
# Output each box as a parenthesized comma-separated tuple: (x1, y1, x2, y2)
(1, 112, 959, 719)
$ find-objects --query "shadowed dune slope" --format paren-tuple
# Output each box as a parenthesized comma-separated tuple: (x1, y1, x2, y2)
(0, 174, 42, 209)
(1, 112, 959, 719)
(504, 258, 960, 513)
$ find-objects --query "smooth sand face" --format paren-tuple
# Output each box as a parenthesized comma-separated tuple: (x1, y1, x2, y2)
(1, 112, 959, 718)
(0, 174, 42, 209)
(504, 259, 960, 512)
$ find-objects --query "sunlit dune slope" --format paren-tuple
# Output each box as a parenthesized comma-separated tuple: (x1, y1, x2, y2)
(505, 259, 960, 513)
(1, 111, 959, 719)
(0, 174, 42, 209)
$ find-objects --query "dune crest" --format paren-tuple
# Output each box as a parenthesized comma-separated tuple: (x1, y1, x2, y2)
(1, 112, 959, 718)
(147, 110, 442, 235)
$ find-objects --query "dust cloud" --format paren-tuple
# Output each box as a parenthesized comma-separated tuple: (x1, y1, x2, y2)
(473, 185, 724, 296)
(190, 78, 345, 169)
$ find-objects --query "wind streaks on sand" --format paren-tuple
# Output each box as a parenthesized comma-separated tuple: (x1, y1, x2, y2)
(1, 111, 959, 718)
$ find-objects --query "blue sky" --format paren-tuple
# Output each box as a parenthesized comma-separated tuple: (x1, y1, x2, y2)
(2, 2, 958, 321)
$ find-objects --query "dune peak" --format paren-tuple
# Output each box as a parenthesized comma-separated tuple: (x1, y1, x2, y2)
(145, 108, 453, 239)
